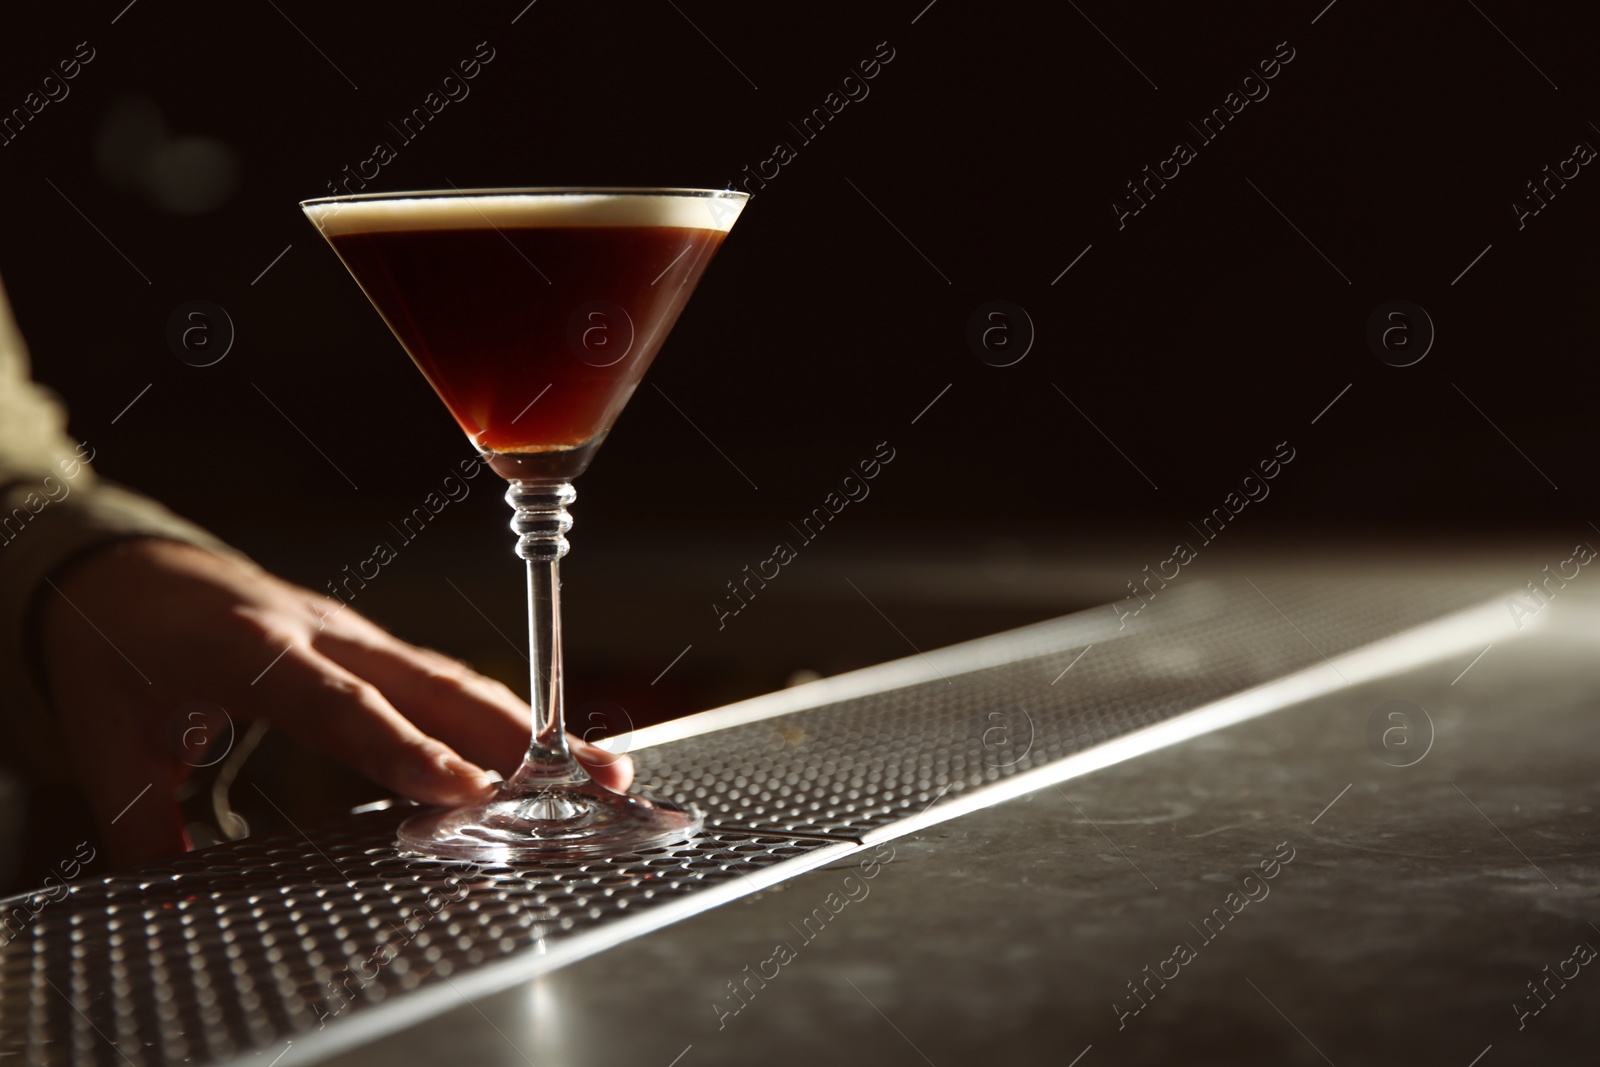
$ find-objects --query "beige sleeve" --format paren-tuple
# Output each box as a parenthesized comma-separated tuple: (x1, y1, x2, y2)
(0, 274, 245, 779)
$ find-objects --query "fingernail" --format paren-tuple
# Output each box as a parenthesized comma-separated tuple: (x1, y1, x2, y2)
(430, 752, 492, 798)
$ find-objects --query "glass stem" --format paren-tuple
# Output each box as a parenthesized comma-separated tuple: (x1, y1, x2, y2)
(505, 480, 588, 790)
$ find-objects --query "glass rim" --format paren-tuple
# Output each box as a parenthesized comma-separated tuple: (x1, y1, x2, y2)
(299, 186, 750, 209)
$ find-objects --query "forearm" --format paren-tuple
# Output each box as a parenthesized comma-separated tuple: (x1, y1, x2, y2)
(1, 483, 248, 775)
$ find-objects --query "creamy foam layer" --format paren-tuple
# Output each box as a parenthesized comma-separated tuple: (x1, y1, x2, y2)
(303, 192, 745, 235)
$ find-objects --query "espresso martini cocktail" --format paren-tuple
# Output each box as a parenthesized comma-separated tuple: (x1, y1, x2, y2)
(305, 190, 740, 480)
(302, 188, 748, 860)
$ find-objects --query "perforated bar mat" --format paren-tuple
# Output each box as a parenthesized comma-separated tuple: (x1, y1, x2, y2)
(633, 576, 1503, 836)
(0, 577, 1503, 1066)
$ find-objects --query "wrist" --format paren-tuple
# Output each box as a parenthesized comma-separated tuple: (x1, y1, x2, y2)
(31, 537, 210, 709)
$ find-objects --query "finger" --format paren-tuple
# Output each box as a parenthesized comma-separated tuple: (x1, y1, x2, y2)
(312, 629, 532, 776)
(313, 630, 635, 792)
(66, 699, 188, 868)
(571, 735, 635, 793)
(249, 644, 493, 806)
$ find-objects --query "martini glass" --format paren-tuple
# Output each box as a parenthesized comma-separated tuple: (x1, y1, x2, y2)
(301, 187, 747, 860)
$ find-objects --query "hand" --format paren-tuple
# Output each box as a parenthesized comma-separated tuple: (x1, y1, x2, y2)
(39, 538, 632, 867)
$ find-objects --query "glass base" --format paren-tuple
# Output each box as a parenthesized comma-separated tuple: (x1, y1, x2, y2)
(396, 779, 703, 862)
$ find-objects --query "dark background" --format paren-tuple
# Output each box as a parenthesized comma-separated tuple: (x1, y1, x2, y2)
(2, 0, 1596, 744)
